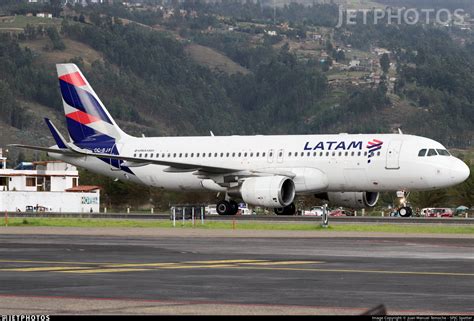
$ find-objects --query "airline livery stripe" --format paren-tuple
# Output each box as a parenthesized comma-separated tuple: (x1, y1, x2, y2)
(66, 110, 101, 125)
(59, 80, 112, 124)
(367, 142, 383, 148)
(59, 72, 86, 87)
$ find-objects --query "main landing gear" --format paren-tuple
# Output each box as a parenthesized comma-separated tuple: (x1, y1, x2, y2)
(274, 203, 296, 216)
(216, 199, 239, 216)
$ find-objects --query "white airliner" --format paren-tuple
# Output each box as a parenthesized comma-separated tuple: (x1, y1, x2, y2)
(11, 64, 470, 216)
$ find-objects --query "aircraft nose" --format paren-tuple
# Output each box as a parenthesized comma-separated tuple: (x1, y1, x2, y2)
(451, 159, 470, 184)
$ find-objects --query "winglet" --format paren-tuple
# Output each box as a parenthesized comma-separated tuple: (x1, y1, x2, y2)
(45, 118, 68, 149)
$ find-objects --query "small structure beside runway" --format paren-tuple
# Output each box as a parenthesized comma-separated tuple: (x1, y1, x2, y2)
(0, 159, 101, 213)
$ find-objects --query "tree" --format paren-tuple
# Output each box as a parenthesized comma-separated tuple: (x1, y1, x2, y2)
(380, 53, 390, 74)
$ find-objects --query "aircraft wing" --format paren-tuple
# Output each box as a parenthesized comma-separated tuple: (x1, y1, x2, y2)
(9, 143, 242, 174)
(9, 143, 297, 178)
(8, 144, 78, 156)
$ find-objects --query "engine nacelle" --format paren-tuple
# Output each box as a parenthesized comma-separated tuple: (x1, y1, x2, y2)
(239, 176, 296, 208)
(318, 192, 379, 209)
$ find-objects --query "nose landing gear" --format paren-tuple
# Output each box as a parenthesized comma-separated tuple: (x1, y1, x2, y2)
(396, 190, 413, 217)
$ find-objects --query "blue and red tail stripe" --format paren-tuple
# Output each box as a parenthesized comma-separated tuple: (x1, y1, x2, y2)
(60, 79, 112, 124)
(59, 71, 87, 87)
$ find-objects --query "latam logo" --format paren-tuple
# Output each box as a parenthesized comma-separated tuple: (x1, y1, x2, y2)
(303, 139, 384, 164)
(367, 139, 383, 163)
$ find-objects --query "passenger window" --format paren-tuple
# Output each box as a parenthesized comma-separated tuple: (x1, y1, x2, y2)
(179, 153, 182, 158)
(139, 153, 142, 158)
(196, 153, 200, 157)
(326, 152, 329, 156)
(377, 151, 380, 156)
(161, 153, 165, 158)
(190, 153, 194, 157)
(167, 153, 170, 158)
(427, 149, 438, 156)
(364, 152, 367, 156)
(208, 153, 212, 157)
(144, 153, 148, 158)
(320, 152, 323, 157)
(232, 152, 235, 157)
(300, 152, 304, 157)
(345, 152, 348, 156)
(250, 153, 253, 157)
(134, 154, 136, 157)
(173, 153, 176, 158)
(262, 152, 266, 157)
(357, 152, 361, 156)
(288, 152, 292, 157)
(332, 152, 335, 156)
(244, 152, 248, 157)
(338, 152, 342, 156)
(295, 152, 298, 157)
(238, 152, 241, 157)
(214, 153, 218, 157)
(351, 151, 354, 156)
(313, 152, 317, 156)
(256, 152, 260, 157)
(269, 152, 273, 157)
(185, 153, 188, 157)
(418, 149, 427, 157)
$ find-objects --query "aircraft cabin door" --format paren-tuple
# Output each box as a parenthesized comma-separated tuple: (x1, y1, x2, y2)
(277, 149, 284, 163)
(385, 140, 403, 169)
(267, 149, 274, 163)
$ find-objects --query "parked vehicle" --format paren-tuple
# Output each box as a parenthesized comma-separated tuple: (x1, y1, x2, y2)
(205, 204, 218, 215)
(303, 206, 325, 216)
(426, 208, 454, 218)
(25, 205, 50, 212)
(236, 203, 255, 215)
(329, 209, 353, 216)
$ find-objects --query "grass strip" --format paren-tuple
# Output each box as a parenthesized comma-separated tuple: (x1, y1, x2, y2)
(3, 218, 473, 234)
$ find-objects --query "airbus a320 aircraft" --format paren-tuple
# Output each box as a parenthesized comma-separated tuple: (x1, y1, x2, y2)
(11, 64, 470, 216)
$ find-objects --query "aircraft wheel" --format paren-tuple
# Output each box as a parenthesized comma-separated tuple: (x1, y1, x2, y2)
(399, 206, 413, 217)
(229, 200, 239, 215)
(217, 200, 231, 215)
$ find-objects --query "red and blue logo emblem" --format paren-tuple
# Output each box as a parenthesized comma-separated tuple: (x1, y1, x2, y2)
(367, 139, 383, 163)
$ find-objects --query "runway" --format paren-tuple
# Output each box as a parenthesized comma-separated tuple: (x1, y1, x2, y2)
(0, 227, 473, 315)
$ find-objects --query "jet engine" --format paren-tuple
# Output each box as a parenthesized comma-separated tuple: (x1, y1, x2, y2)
(316, 192, 379, 209)
(238, 176, 296, 208)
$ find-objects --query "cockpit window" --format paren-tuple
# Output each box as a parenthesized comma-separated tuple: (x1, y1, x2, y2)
(418, 149, 427, 157)
(436, 149, 451, 156)
(427, 149, 438, 156)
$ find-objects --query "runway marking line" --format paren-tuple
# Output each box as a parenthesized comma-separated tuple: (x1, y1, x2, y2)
(220, 266, 474, 277)
(160, 264, 237, 269)
(240, 261, 324, 266)
(60, 268, 152, 274)
(185, 259, 267, 264)
(3, 259, 470, 277)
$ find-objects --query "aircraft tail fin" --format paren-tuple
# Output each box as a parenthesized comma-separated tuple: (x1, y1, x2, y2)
(56, 64, 127, 145)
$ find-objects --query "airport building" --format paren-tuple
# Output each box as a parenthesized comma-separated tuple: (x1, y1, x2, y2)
(0, 153, 100, 213)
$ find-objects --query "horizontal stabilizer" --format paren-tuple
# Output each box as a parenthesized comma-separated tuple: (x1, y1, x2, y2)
(45, 118, 68, 149)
